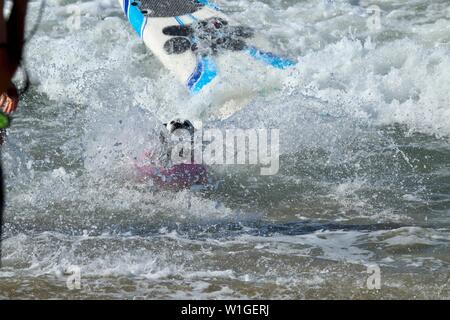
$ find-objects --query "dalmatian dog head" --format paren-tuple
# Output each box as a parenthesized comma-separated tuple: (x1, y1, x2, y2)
(159, 119, 196, 166)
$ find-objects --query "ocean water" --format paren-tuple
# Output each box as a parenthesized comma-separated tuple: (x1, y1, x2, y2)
(0, 0, 449, 299)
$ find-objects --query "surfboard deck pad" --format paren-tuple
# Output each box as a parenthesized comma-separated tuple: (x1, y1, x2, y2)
(138, 0, 202, 18)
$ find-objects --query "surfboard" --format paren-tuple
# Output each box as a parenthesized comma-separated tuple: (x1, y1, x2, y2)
(118, 0, 295, 95)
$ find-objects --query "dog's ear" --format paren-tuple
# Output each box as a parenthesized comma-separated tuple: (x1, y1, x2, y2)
(183, 120, 195, 135)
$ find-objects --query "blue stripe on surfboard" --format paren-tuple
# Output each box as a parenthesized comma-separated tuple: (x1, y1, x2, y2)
(127, 2, 145, 37)
(188, 56, 218, 94)
(123, 0, 130, 16)
(140, 16, 148, 36)
(245, 46, 296, 69)
(174, 16, 185, 27)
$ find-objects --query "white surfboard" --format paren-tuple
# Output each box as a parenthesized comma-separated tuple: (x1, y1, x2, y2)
(118, 0, 295, 97)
